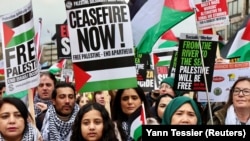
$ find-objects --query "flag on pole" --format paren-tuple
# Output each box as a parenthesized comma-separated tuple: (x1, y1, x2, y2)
(133, 0, 194, 53)
(49, 59, 66, 75)
(226, 19, 250, 62)
(129, 103, 147, 141)
(34, 18, 43, 62)
(158, 30, 178, 49)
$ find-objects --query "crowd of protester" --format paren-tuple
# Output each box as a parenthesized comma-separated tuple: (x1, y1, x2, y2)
(0, 71, 249, 141)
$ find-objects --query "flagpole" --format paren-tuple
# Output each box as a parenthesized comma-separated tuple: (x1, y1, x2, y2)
(47, 29, 53, 66)
(142, 102, 147, 125)
(193, 7, 214, 125)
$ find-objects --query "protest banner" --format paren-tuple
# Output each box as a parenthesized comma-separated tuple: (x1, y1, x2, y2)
(135, 52, 150, 81)
(198, 61, 250, 102)
(0, 2, 40, 94)
(174, 33, 218, 92)
(56, 24, 71, 59)
(65, 0, 137, 92)
(137, 69, 154, 92)
(194, 0, 230, 30)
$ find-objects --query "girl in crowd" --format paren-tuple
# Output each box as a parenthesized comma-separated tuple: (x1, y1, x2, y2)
(0, 97, 42, 141)
(93, 90, 116, 117)
(76, 93, 93, 108)
(70, 103, 118, 141)
(112, 85, 156, 141)
(154, 94, 174, 124)
(162, 96, 202, 125)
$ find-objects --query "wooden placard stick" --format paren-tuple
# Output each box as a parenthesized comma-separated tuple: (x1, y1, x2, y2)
(103, 91, 111, 118)
(28, 88, 36, 125)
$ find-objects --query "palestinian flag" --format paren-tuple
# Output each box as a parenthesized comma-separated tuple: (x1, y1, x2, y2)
(49, 59, 66, 75)
(34, 18, 43, 62)
(152, 49, 177, 67)
(0, 2, 39, 95)
(133, 0, 194, 53)
(226, 19, 250, 62)
(158, 30, 178, 49)
(200, 28, 225, 50)
(0, 60, 4, 81)
(1, 8, 34, 48)
(73, 55, 137, 93)
(129, 104, 146, 141)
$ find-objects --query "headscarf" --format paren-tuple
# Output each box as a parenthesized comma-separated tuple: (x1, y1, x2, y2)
(162, 96, 202, 125)
(160, 77, 183, 96)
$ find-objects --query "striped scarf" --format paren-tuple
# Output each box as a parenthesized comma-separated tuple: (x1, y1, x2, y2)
(33, 94, 53, 116)
(0, 123, 41, 141)
(41, 104, 79, 141)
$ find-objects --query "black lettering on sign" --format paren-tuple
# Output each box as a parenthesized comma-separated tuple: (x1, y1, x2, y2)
(78, 24, 115, 53)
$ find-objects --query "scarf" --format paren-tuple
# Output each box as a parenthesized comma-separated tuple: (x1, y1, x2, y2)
(225, 105, 250, 125)
(34, 94, 53, 116)
(122, 121, 133, 141)
(41, 104, 79, 141)
(0, 123, 40, 141)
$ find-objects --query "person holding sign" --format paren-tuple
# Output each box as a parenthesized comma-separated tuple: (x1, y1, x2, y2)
(207, 77, 250, 125)
(34, 72, 57, 131)
(162, 96, 202, 125)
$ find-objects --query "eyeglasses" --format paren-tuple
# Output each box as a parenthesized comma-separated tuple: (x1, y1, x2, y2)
(232, 88, 250, 96)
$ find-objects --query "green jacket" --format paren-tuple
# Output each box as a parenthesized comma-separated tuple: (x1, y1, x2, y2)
(207, 108, 227, 125)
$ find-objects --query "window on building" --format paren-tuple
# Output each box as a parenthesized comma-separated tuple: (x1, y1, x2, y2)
(228, 0, 242, 16)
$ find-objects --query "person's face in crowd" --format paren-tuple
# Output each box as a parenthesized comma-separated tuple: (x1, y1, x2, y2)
(171, 103, 198, 125)
(79, 95, 89, 108)
(81, 109, 103, 141)
(0, 87, 6, 99)
(157, 96, 173, 119)
(37, 75, 55, 100)
(121, 89, 142, 116)
(232, 80, 250, 109)
(95, 91, 111, 106)
(0, 103, 25, 141)
(53, 87, 76, 116)
(159, 83, 175, 97)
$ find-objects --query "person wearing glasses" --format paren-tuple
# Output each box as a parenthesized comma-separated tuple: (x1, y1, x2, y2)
(159, 77, 183, 97)
(207, 77, 250, 125)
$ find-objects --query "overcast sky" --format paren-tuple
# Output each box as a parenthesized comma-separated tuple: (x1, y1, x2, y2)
(0, 0, 67, 44)
(0, 0, 196, 44)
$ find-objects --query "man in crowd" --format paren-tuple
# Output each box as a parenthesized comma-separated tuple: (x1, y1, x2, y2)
(41, 82, 79, 141)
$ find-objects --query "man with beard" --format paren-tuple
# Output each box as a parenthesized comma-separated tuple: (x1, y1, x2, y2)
(41, 82, 79, 141)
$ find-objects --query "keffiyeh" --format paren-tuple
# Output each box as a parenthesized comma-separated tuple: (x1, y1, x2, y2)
(0, 123, 41, 141)
(41, 104, 79, 141)
(34, 94, 53, 116)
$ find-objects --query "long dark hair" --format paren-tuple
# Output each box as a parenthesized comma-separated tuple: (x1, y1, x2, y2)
(112, 85, 152, 141)
(70, 103, 118, 141)
(154, 94, 174, 123)
(0, 97, 29, 134)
